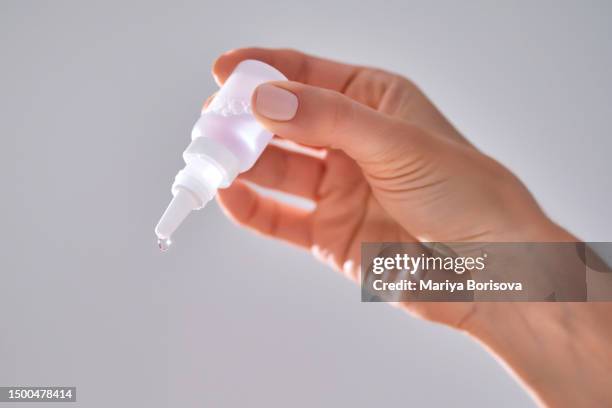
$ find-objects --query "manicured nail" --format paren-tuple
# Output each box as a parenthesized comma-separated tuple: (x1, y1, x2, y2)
(254, 83, 298, 121)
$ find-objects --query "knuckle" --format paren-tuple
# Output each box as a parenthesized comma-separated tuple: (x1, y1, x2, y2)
(392, 73, 415, 89)
(327, 91, 355, 136)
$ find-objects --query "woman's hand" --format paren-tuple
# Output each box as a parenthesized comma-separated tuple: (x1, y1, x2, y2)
(212, 48, 611, 407)
(213, 47, 570, 326)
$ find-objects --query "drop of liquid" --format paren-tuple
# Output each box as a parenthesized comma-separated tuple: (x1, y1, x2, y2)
(157, 237, 172, 252)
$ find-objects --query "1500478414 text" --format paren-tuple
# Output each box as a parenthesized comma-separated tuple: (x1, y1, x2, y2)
(0, 387, 76, 402)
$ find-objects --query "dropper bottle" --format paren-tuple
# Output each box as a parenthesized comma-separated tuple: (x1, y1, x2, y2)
(155, 60, 287, 249)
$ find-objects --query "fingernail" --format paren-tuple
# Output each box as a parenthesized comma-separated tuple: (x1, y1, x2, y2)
(254, 83, 298, 121)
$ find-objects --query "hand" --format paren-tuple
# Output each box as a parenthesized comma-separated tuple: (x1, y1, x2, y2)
(212, 47, 570, 326)
(212, 48, 611, 407)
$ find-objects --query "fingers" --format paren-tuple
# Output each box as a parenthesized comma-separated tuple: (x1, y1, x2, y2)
(202, 91, 217, 111)
(213, 47, 360, 92)
(252, 81, 432, 164)
(217, 181, 313, 248)
(241, 144, 325, 200)
(212, 47, 474, 150)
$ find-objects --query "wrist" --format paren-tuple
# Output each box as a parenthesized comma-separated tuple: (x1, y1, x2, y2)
(461, 217, 612, 406)
(465, 303, 612, 407)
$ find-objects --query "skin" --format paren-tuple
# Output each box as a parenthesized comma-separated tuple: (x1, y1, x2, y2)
(210, 48, 612, 407)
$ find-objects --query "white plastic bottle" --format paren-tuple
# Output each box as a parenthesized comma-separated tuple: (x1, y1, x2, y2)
(155, 60, 287, 249)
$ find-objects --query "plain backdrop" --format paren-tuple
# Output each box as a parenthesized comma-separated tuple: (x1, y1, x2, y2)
(2, 1, 611, 407)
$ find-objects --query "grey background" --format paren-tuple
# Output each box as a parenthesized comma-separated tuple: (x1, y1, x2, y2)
(1, 0, 611, 407)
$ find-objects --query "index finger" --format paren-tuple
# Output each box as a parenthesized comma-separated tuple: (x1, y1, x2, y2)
(212, 47, 361, 92)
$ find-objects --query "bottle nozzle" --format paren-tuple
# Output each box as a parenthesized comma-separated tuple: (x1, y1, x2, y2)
(155, 187, 201, 246)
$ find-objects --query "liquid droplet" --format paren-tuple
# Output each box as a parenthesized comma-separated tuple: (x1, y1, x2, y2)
(157, 237, 172, 252)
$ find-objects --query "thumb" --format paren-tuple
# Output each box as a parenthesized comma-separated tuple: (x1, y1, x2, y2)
(251, 81, 433, 164)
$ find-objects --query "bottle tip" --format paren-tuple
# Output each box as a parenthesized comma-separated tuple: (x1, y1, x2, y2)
(154, 187, 199, 249)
